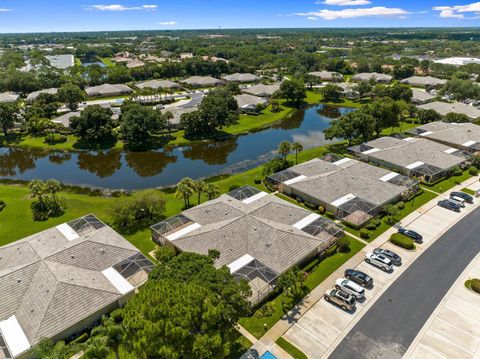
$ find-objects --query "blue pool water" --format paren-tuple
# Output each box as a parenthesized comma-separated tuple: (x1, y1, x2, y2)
(260, 352, 278, 359)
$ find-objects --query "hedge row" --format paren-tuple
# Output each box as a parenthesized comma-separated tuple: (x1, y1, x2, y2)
(389, 233, 415, 250)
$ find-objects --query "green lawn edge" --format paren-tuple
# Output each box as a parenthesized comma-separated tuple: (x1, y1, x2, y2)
(276, 337, 308, 359)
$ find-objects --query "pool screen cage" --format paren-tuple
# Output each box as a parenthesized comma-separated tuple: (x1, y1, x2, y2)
(468, 142, 480, 152)
(410, 163, 446, 183)
(301, 217, 344, 247)
(151, 214, 193, 245)
(336, 197, 380, 226)
(232, 258, 279, 305)
(114, 252, 155, 286)
(408, 127, 428, 136)
(265, 169, 301, 188)
(67, 214, 105, 237)
(348, 143, 375, 156)
(320, 153, 344, 163)
(227, 185, 261, 201)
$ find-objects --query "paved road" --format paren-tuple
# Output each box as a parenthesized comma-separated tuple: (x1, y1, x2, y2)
(329, 206, 480, 359)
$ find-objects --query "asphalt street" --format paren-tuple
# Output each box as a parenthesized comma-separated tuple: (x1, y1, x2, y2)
(329, 206, 480, 359)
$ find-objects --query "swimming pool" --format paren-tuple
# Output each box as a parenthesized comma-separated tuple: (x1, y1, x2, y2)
(259, 351, 278, 359)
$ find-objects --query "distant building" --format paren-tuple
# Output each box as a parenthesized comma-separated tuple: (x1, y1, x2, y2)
(408, 121, 480, 154)
(308, 71, 344, 82)
(242, 84, 280, 98)
(336, 83, 359, 99)
(51, 111, 80, 128)
(126, 59, 145, 68)
(233, 94, 267, 113)
(0, 92, 19, 103)
(434, 57, 480, 66)
(26, 88, 58, 103)
(222, 73, 261, 83)
(45, 54, 75, 69)
(136, 79, 182, 90)
(352, 72, 393, 83)
(349, 136, 470, 183)
(181, 76, 223, 88)
(411, 88, 435, 104)
(401, 76, 447, 88)
(161, 106, 198, 129)
(0, 215, 153, 359)
(85, 84, 133, 98)
(151, 186, 343, 304)
(417, 101, 480, 120)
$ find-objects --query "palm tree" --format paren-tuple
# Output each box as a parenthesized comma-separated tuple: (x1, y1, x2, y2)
(82, 335, 110, 359)
(291, 142, 304, 165)
(204, 183, 220, 200)
(175, 177, 195, 208)
(90, 314, 124, 359)
(44, 179, 62, 207)
(29, 179, 47, 208)
(194, 180, 207, 205)
(277, 141, 292, 161)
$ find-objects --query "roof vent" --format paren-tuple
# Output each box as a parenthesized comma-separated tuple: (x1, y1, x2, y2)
(71, 255, 75, 259)
(17, 279, 21, 283)
(266, 242, 272, 247)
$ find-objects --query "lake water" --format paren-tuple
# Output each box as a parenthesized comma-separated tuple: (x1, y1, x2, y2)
(0, 105, 353, 190)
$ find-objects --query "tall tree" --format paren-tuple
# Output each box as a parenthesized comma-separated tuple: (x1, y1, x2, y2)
(324, 109, 375, 145)
(321, 83, 342, 102)
(70, 105, 115, 144)
(204, 182, 220, 200)
(355, 81, 372, 100)
(58, 83, 86, 111)
(193, 180, 207, 205)
(175, 177, 196, 208)
(280, 79, 307, 106)
(278, 141, 292, 161)
(291, 142, 304, 165)
(0, 102, 20, 136)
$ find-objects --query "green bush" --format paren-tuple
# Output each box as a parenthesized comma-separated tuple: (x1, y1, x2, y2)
(45, 133, 67, 144)
(384, 215, 397, 225)
(318, 205, 326, 215)
(0, 200, 5, 212)
(451, 166, 463, 176)
(468, 166, 479, 176)
(366, 223, 377, 230)
(390, 233, 415, 250)
(360, 228, 370, 239)
(396, 201, 405, 210)
(372, 218, 381, 228)
(254, 301, 275, 318)
(336, 237, 350, 253)
(471, 279, 480, 294)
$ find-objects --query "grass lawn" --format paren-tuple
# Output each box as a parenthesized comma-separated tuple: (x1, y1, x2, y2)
(343, 189, 438, 241)
(276, 337, 307, 359)
(238, 236, 365, 338)
(100, 57, 115, 67)
(462, 187, 476, 195)
(74, 57, 82, 66)
(422, 170, 473, 194)
(380, 121, 418, 136)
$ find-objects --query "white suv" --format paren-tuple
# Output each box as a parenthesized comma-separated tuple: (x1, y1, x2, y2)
(335, 278, 365, 299)
(365, 252, 393, 272)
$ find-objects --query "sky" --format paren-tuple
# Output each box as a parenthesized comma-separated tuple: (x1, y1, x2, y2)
(0, 1, 479, 33)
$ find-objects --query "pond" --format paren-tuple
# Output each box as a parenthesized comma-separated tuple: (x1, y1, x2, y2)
(81, 61, 107, 68)
(0, 105, 353, 190)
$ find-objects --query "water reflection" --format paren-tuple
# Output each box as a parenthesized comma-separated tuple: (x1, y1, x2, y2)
(0, 147, 48, 176)
(124, 150, 177, 177)
(78, 151, 122, 178)
(49, 151, 72, 164)
(182, 138, 238, 165)
(317, 105, 342, 119)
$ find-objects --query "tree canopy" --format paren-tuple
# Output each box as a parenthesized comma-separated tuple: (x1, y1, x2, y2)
(70, 105, 116, 143)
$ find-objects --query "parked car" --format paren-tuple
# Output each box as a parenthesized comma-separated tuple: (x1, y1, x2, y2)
(344, 269, 373, 288)
(324, 288, 356, 311)
(373, 248, 402, 266)
(451, 191, 473, 204)
(438, 199, 461, 212)
(335, 278, 365, 299)
(449, 196, 465, 208)
(365, 252, 393, 272)
(398, 228, 423, 243)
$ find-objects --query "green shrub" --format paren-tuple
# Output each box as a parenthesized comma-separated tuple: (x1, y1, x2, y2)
(451, 166, 463, 176)
(0, 200, 5, 212)
(318, 205, 326, 215)
(372, 218, 381, 228)
(384, 216, 397, 225)
(254, 301, 276, 318)
(276, 337, 308, 359)
(396, 201, 405, 210)
(336, 237, 350, 253)
(390, 233, 415, 250)
(468, 166, 479, 176)
(471, 279, 480, 294)
(360, 228, 370, 239)
(45, 133, 67, 144)
(366, 223, 377, 230)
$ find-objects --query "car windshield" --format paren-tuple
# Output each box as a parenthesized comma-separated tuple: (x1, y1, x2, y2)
(338, 290, 349, 299)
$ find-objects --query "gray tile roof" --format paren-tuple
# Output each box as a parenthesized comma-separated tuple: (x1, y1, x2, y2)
(222, 73, 261, 83)
(136, 79, 181, 90)
(162, 106, 198, 126)
(45, 55, 75, 69)
(358, 136, 466, 170)
(242, 83, 280, 97)
(85, 84, 132, 97)
(0, 92, 19, 103)
(181, 76, 224, 87)
(352, 72, 393, 83)
(417, 101, 480, 119)
(51, 111, 80, 128)
(411, 88, 435, 104)
(284, 158, 410, 207)
(401, 76, 447, 88)
(234, 94, 267, 109)
(0, 215, 148, 351)
(26, 88, 58, 103)
(156, 191, 342, 274)
(408, 121, 480, 149)
(308, 71, 343, 81)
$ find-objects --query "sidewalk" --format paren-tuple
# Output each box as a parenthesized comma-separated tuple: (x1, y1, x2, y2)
(404, 252, 480, 359)
(243, 175, 479, 358)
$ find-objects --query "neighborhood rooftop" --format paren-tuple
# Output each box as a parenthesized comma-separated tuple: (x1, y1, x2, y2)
(352, 72, 393, 83)
(222, 73, 261, 83)
(151, 187, 343, 303)
(242, 83, 280, 97)
(411, 88, 435, 104)
(400, 76, 447, 88)
(85, 84, 133, 97)
(408, 121, 480, 152)
(0, 214, 153, 358)
(308, 71, 343, 81)
(181, 76, 224, 87)
(417, 101, 480, 120)
(26, 88, 58, 103)
(0, 93, 19, 103)
(234, 94, 267, 111)
(267, 155, 418, 226)
(136, 79, 182, 90)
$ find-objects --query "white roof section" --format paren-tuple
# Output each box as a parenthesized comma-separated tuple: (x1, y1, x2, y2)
(406, 161, 424, 169)
(227, 254, 255, 273)
(363, 148, 380, 154)
(293, 213, 321, 230)
(403, 137, 415, 142)
(283, 175, 307, 185)
(379, 172, 399, 182)
(419, 131, 434, 137)
(56, 223, 80, 241)
(333, 158, 352, 166)
(0, 316, 31, 357)
(242, 191, 268, 204)
(444, 148, 458, 154)
(101, 268, 134, 295)
(331, 193, 356, 207)
(166, 222, 202, 241)
(462, 140, 476, 147)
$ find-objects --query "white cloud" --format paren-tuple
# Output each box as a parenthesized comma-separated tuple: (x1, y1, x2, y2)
(433, 2, 480, 19)
(85, 4, 157, 11)
(0, 8, 11, 12)
(296, 6, 409, 20)
(320, 0, 371, 6)
(158, 21, 177, 25)
(307, 16, 318, 20)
